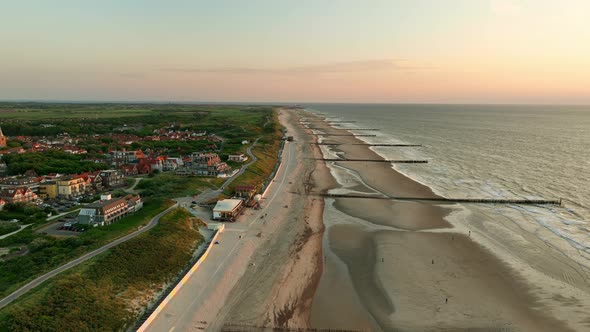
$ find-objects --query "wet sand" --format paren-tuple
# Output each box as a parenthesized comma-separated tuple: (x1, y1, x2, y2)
(305, 111, 584, 331)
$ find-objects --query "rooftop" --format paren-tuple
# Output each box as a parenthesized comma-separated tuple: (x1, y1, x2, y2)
(213, 199, 243, 212)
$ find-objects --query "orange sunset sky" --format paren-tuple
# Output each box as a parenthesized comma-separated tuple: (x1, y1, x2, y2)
(1, 0, 589, 103)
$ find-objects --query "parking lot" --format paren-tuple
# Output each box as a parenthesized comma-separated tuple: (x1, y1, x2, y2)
(35, 220, 87, 237)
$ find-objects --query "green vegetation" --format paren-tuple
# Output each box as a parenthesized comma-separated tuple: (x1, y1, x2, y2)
(0, 203, 53, 226)
(0, 103, 153, 120)
(0, 198, 173, 298)
(1, 208, 204, 332)
(0, 224, 19, 236)
(3, 150, 108, 176)
(227, 110, 284, 191)
(136, 173, 224, 198)
(0, 102, 285, 330)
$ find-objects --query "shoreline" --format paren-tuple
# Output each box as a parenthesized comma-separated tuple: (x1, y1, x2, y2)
(303, 110, 588, 331)
(205, 108, 332, 329)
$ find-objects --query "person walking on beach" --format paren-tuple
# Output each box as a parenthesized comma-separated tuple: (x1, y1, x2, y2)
(445, 298, 448, 304)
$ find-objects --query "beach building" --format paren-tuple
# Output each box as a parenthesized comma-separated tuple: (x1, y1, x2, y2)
(233, 185, 257, 199)
(77, 194, 142, 226)
(212, 199, 244, 221)
(228, 154, 248, 162)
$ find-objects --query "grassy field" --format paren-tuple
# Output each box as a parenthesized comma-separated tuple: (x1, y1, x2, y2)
(224, 110, 284, 193)
(0, 198, 173, 299)
(0, 208, 203, 332)
(0, 109, 154, 119)
(136, 173, 225, 198)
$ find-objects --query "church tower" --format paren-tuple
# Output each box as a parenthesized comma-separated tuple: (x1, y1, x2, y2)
(0, 127, 6, 148)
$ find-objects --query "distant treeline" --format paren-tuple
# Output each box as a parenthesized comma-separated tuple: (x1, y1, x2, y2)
(2, 150, 108, 175)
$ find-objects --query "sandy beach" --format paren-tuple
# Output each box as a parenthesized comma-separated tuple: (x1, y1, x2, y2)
(154, 108, 590, 332)
(302, 111, 590, 331)
(206, 108, 334, 329)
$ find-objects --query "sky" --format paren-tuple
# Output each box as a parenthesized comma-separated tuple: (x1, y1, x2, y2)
(1, 0, 589, 104)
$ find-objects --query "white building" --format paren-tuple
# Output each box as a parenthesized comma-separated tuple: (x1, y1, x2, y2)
(212, 199, 244, 221)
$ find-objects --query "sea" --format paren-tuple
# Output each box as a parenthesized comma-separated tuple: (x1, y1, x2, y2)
(304, 103, 590, 268)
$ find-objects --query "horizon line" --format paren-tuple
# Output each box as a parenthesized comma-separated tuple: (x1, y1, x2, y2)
(1, 99, 589, 107)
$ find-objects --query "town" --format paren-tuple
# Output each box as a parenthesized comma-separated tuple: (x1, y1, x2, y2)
(0, 104, 286, 331)
(0, 123, 254, 227)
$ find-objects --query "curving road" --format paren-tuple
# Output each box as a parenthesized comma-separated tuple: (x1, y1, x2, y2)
(220, 138, 259, 190)
(0, 203, 178, 310)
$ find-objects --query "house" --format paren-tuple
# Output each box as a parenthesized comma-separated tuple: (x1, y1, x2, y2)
(137, 163, 152, 175)
(0, 187, 38, 203)
(175, 152, 232, 177)
(99, 170, 124, 188)
(38, 181, 58, 199)
(212, 199, 244, 221)
(228, 154, 248, 162)
(192, 152, 222, 166)
(163, 157, 183, 171)
(149, 156, 165, 172)
(87, 172, 104, 192)
(56, 177, 87, 199)
(119, 164, 138, 176)
(233, 185, 257, 199)
(0, 177, 42, 194)
(109, 149, 144, 165)
(124, 194, 143, 212)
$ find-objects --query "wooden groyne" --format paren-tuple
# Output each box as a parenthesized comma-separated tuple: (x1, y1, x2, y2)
(313, 193, 562, 206)
(316, 134, 377, 137)
(313, 143, 421, 147)
(311, 158, 428, 163)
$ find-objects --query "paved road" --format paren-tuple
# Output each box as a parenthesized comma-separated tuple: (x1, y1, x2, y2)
(220, 138, 259, 190)
(47, 208, 81, 221)
(0, 203, 178, 310)
(144, 132, 297, 331)
(0, 224, 32, 240)
(124, 177, 143, 194)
